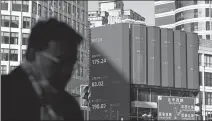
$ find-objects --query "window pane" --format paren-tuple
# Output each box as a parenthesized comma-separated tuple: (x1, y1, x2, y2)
(1, 15, 10, 27)
(11, 16, 19, 28)
(1, 48, 9, 61)
(12, 2, 21, 11)
(10, 49, 18, 61)
(10, 32, 19, 45)
(1, 32, 9, 44)
(38, 4, 41, 16)
(1, 65, 7, 75)
(23, 17, 31, 28)
(22, 1, 29, 12)
(22, 33, 29, 45)
(1, 1, 8, 10)
(32, 2, 37, 14)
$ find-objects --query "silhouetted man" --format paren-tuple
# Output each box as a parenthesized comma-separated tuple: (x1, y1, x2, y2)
(2, 18, 84, 120)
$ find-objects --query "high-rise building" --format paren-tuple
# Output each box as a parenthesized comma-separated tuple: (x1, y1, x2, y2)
(88, 1, 145, 28)
(155, 1, 175, 29)
(155, 1, 212, 40)
(1, 0, 89, 97)
(155, 1, 212, 120)
(198, 39, 212, 120)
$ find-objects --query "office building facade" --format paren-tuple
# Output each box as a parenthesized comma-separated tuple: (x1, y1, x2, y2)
(88, 1, 145, 28)
(199, 39, 212, 120)
(155, 1, 212, 120)
(90, 23, 199, 120)
(155, 1, 212, 40)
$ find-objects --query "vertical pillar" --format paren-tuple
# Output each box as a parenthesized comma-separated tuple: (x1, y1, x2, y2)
(202, 53, 206, 120)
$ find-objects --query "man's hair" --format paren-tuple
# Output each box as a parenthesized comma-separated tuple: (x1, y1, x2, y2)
(26, 18, 83, 61)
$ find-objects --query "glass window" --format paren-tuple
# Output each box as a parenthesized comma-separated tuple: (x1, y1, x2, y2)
(1, 32, 9, 44)
(82, 24, 85, 36)
(151, 90, 157, 102)
(205, 72, 212, 86)
(207, 35, 210, 40)
(43, 7, 48, 19)
(12, 0, 22, 11)
(1, 0, 8, 10)
(1, 15, 10, 27)
(73, 5, 76, 16)
(22, 33, 29, 45)
(10, 49, 18, 61)
(54, 11, 58, 19)
(38, 4, 41, 16)
(194, 9, 198, 18)
(64, 16, 67, 23)
(155, 2, 175, 14)
(1, 48, 9, 61)
(206, 92, 212, 105)
(59, 1, 62, 11)
(68, 3, 71, 15)
(10, 32, 18, 45)
(59, 14, 62, 21)
(77, 8, 80, 19)
(54, 1, 58, 8)
(1, 65, 7, 75)
(206, 21, 210, 30)
(22, 1, 29, 12)
(73, 20, 76, 29)
(176, 1, 199, 9)
(155, 15, 175, 26)
(68, 18, 72, 26)
(199, 35, 203, 39)
(206, 8, 210, 17)
(206, 0, 210, 4)
(199, 54, 202, 66)
(176, 9, 198, 22)
(49, 9, 53, 17)
(11, 16, 19, 28)
(32, 2, 37, 14)
(22, 50, 26, 61)
(23, 17, 31, 28)
(64, 1, 67, 13)
(31, 17, 36, 28)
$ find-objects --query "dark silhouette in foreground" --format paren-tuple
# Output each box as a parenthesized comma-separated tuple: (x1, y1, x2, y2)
(2, 18, 84, 120)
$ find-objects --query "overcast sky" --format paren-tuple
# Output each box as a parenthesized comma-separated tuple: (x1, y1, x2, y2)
(88, 1, 155, 26)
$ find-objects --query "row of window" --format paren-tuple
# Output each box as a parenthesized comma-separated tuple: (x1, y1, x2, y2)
(1, 15, 32, 29)
(175, 0, 212, 9)
(1, 48, 21, 62)
(131, 89, 192, 102)
(199, 72, 212, 86)
(176, 8, 212, 22)
(175, 22, 212, 39)
(1, 14, 86, 36)
(206, 92, 212, 105)
(175, 1, 198, 9)
(1, 1, 29, 12)
(32, 1, 86, 21)
(1, 32, 29, 45)
(199, 54, 212, 68)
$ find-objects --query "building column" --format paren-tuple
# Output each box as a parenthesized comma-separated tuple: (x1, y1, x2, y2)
(202, 53, 206, 120)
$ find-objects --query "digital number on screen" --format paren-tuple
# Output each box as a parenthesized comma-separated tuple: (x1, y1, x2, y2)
(92, 81, 104, 87)
(92, 103, 107, 110)
(92, 58, 107, 65)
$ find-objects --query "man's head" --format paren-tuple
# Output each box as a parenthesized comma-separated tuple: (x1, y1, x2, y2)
(25, 18, 83, 91)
